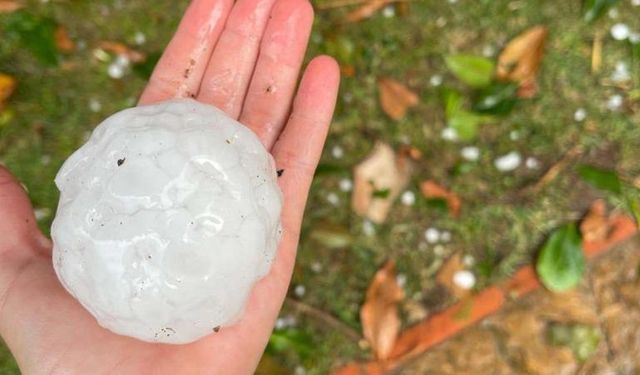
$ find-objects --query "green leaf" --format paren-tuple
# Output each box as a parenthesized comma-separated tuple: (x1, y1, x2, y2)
(310, 223, 353, 249)
(372, 188, 391, 198)
(629, 198, 640, 226)
(445, 54, 495, 88)
(5, 11, 60, 66)
(133, 51, 161, 79)
(576, 164, 622, 195)
(549, 323, 602, 362)
(536, 223, 585, 292)
(583, 0, 621, 23)
(266, 328, 313, 358)
(443, 89, 463, 118)
(472, 82, 519, 115)
(448, 110, 487, 141)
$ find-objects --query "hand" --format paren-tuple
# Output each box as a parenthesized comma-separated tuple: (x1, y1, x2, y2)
(0, 0, 339, 373)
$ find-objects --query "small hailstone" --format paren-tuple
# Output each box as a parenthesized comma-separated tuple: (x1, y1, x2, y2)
(294, 284, 306, 298)
(453, 270, 476, 290)
(525, 157, 540, 170)
(115, 54, 130, 67)
(436, 17, 447, 28)
(607, 94, 624, 111)
(327, 192, 340, 206)
(630, 32, 640, 44)
(52, 99, 283, 344)
(463, 255, 475, 267)
(611, 23, 630, 40)
(343, 92, 353, 103)
(482, 45, 496, 57)
(574, 108, 587, 122)
(134, 31, 146, 45)
(494, 151, 521, 172)
(429, 74, 443, 87)
(611, 61, 631, 82)
(331, 145, 344, 159)
(107, 62, 125, 79)
(461, 146, 480, 161)
(441, 127, 459, 141)
(396, 273, 407, 288)
(339, 178, 353, 192)
(294, 366, 307, 375)
(400, 190, 416, 206)
(509, 130, 520, 141)
(381, 5, 395, 17)
(447, 0, 458, 3)
(89, 98, 102, 113)
(362, 220, 376, 236)
(34, 207, 51, 221)
(440, 230, 452, 243)
(608, 7, 619, 18)
(40, 155, 52, 166)
(633, 0, 640, 6)
(275, 318, 287, 330)
(424, 227, 440, 244)
(433, 244, 446, 257)
(311, 262, 322, 273)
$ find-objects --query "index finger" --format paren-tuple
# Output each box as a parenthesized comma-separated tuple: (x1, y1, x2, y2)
(139, 0, 234, 105)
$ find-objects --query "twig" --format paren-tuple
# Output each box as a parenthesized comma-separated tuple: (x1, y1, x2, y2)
(526, 145, 583, 194)
(285, 297, 362, 343)
(592, 31, 602, 74)
(316, 0, 415, 10)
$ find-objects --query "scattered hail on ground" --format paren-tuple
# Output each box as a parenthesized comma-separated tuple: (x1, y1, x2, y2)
(51, 99, 283, 344)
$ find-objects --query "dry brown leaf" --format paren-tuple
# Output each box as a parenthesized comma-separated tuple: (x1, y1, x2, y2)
(0, 73, 17, 108)
(378, 77, 419, 121)
(0, 0, 23, 13)
(360, 260, 404, 360)
(436, 253, 470, 299)
(55, 26, 75, 53)
(97, 41, 146, 63)
(352, 142, 411, 223)
(580, 200, 609, 243)
(346, 0, 391, 23)
(496, 25, 548, 98)
(420, 180, 461, 218)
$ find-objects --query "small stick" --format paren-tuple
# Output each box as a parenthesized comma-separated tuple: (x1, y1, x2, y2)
(285, 297, 362, 342)
(592, 31, 603, 74)
(528, 144, 583, 194)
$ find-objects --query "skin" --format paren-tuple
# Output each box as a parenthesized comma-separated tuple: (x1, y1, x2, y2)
(0, 0, 340, 373)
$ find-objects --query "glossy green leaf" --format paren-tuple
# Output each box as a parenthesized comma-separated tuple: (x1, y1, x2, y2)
(443, 89, 463, 118)
(537, 223, 585, 292)
(445, 54, 495, 88)
(266, 328, 313, 358)
(6, 11, 60, 66)
(583, 0, 621, 23)
(576, 164, 622, 195)
(472, 82, 519, 115)
(449, 110, 486, 141)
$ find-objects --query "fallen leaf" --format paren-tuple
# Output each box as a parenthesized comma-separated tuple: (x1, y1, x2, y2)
(0, 73, 17, 107)
(584, 0, 621, 23)
(536, 223, 585, 292)
(496, 26, 548, 98)
(360, 260, 404, 360)
(591, 31, 603, 74)
(97, 41, 146, 63)
(436, 253, 470, 299)
(580, 200, 609, 243)
(420, 180, 461, 217)
(346, 0, 391, 23)
(445, 54, 495, 88)
(0, 0, 22, 13)
(54, 26, 75, 53)
(378, 77, 419, 121)
(352, 142, 411, 223)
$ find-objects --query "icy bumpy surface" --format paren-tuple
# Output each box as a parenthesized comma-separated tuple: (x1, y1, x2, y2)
(51, 99, 283, 344)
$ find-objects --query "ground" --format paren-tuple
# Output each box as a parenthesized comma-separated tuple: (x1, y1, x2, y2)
(0, 0, 639, 374)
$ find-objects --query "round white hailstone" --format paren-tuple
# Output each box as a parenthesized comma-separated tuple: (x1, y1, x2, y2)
(51, 99, 283, 344)
(611, 61, 631, 82)
(339, 178, 353, 192)
(34, 207, 51, 221)
(134, 31, 147, 46)
(440, 230, 452, 243)
(611, 23, 630, 40)
(509, 130, 520, 141)
(630, 32, 640, 44)
(310, 262, 322, 273)
(326, 192, 340, 206)
(294, 284, 306, 298)
(41, 155, 52, 165)
(453, 270, 476, 290)
(331, 145, 344, 159)
(382, 5, 395, 17)
(401, 190, 416, 206)
(574, 108, 587, 122)
(396, 273, 407, 288)
(441, 127, 459, 141)
(362, 220, 376, 236)
(608, 8, 619, 18)
(424, 227, 440, 244)
(107, 62, 125, 79)
(433, 245, 446, 257)
(461, 146, 480, 161)
(462, 254, 475, 267)
(607, 94, 624, 111)
(494, 151, 521, 172)
(429, 74, 443, 87)
(482, 45, 496, 57)
(525, 157, 540, 170)
(633, 0, 640, 6)
(89, 98, 103, 113)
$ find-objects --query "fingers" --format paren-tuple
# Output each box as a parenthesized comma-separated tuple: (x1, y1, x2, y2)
(272, 56, 340, 237)
(196, 0, 279, 117)
(138, 0, 234, 105)
(238, 0, 314, 149)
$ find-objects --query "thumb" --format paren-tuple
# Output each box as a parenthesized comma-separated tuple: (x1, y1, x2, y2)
(0, 166, 51, 256)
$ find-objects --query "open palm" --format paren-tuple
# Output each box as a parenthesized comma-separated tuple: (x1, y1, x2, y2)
(0, 0, 339, 373)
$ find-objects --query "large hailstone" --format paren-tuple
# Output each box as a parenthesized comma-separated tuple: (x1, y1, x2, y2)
(51, 99, 283, 344)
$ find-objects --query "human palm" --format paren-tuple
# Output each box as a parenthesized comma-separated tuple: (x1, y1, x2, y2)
(0, 0, 339, 373)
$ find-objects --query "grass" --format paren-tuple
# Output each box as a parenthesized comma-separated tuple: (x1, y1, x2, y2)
(1, 0, 640, 373)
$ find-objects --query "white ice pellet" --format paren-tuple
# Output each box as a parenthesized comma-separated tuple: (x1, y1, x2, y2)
(327, 192, 340, 206)
(574, 108, 587, 122)
(424, 227, 440, 244)
(607, 94, 624, 111)
(363, 220, 376, 236)
(396, 273, 407, 288)
(401, 190, 416, 206)
(382, 5, 395, 17)
(429, 74, 443, 87)
(461, 146, 480, 161)
(509, 130, 520, 141)
(441, 127, 459, 141)
(453, 270, 476, 290)
(440, 230, 452, 243)
(332, 145, 344, 159)
(463, 255, 476, 267)
(611, 23, 630, 40)
(630, 32, 640, 44)
(494, 151, 521, 172)
(294, 285, 306, 298)
(633, 0, 640, 6)
(34, 207, 51, 221)
(311, 262, 322, 273)
(51, 99, 283, 344)
(611, 62, 631, 82)
(107, 62, 125, 79)
(41, 155, 52, 166)
(134, 31, 147, 45)
(339, 178, 353, 192)
(482, 45, 496, 57)
(89, 98, 102, 113)
(525, 157, 541, 170)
